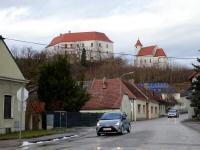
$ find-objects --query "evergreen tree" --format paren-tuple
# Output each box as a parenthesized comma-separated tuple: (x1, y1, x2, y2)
(81, 48, 86, 66)
(190, 58, 200, 119)
(38, 55, 89, 111)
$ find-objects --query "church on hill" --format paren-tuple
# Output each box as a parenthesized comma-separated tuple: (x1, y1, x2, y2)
(133, 39, 168, 68)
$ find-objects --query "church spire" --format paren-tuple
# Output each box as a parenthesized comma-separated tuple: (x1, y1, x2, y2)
(135, 38, 143, 48)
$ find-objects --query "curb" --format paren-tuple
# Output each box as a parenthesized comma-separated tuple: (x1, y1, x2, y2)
(0, 127, 92, 149)
(21, 134, 79, 147)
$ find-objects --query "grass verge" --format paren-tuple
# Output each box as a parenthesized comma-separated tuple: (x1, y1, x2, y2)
(0, 128, 69, 140)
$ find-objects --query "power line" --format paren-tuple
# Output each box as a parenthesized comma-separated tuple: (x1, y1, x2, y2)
(5, 37, 47, 46)
(4, 37, 198, 60)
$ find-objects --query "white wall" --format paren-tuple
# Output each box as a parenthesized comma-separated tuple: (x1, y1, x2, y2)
(159, 104, 166, 116)
(0, 80, 26, 134)
(133, 99, 146, 120)
(148, 102, 159, 119)
(134, 56, 168, 68)
(47, 40, 113, 61)
(120, 95, 132, 121)
(185, 98, 195, 119)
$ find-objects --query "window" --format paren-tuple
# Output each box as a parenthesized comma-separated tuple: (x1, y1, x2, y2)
(150, 59, 151, 63)
(155, 107, 158, 114)
(138, 104, 141, 113)
(82, 43, 84, 47)
(143, 105, 145, 114)
(4, 95, 12, 119)
(99, 43, 101, 47)
(70, 44, 73, 48)
(144, 59, 146, 63)
(77, 44, 79, 48)
(65, 44, 68, 49)
(106, 44, 108, 48)
(151, 106, 153, 114)
(91, 43, 93, 47)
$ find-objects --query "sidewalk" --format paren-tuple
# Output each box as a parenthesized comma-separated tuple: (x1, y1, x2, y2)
(0, 126, 93, 148)
(182, 120, 200, 133)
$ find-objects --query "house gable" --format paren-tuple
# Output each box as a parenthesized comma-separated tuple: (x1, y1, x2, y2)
(0, 36, 25, 81)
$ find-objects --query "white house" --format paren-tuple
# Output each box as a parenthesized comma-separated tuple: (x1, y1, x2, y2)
(46, 31, 114, 61)
(0, 36, 28, 134)
(134, 39, 168, 68)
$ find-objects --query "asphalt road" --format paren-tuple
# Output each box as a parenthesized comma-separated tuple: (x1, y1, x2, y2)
(13, 115, 200, 150)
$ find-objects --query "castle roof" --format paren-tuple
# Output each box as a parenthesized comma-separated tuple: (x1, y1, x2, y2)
(48, 31, 113, 46)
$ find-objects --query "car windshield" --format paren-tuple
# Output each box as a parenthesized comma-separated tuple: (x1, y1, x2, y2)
(100, 113, 121, 120)
(169, 109, 177, 112)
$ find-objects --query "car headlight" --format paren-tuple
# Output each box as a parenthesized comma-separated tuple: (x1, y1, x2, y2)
(115, 122, 120, 126)
(97, 122, 101, 126)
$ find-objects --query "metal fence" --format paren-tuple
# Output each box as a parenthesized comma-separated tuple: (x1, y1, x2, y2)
(42, 111, 103, 129)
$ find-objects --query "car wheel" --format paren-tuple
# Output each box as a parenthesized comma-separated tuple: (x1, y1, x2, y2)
(120, 126, 125, 135)
(97, 132, 101, 136)
(127, 124, 131, 133)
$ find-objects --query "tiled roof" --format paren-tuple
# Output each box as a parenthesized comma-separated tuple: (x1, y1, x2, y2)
(137, 46, 156, 56)
(135, 39, 143, 47)
(137, 45, 167, 57)
(137, 86, 160, 103)
(155, 48, 166, 57)
(48, 32, 113, 46)
(82, 79, 134, 110)
(122, 81, 146, 100)
(82, 78, 158, 110)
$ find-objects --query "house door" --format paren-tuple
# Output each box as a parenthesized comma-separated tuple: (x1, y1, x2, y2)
(146, 103, 149, 119)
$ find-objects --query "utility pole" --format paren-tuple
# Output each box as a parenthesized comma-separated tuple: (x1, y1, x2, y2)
(19, 87, 24, 140)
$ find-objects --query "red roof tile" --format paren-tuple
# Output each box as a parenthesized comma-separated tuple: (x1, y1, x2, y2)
(48, 32, 113, 46)
(82, 78, 156, 110)
(137, 86, 160, 103)
(82, 79, 133, 110)
(155, 48, 166, 57)
(137, 46, 156, 56)
(135, 39, 143, 47)
(122, 81, 146, 100)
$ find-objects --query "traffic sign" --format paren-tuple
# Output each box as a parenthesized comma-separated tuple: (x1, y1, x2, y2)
(17, 87, 28, 102)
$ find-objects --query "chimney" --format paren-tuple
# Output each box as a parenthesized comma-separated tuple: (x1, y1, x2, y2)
(60, 33, 62, 36)
(102, 77, 106, 89)
(68, 30, 71, 33)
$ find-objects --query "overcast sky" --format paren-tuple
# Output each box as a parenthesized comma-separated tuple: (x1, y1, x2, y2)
(0, 0, 200, 66)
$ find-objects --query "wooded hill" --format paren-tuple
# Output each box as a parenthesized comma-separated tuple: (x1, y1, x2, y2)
(12, 48, 193, 91)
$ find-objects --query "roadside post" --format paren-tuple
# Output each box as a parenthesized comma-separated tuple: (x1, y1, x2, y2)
(17, 87, 29, 140)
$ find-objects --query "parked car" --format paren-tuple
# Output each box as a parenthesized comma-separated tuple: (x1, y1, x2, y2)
(167, 109, 179, 118)
(96, 112, 131, 136)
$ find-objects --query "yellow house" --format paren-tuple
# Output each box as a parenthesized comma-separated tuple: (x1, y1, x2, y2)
(0, 36, 28, 134)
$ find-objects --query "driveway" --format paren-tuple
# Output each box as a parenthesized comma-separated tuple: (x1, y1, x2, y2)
(4, 114, 200, 150)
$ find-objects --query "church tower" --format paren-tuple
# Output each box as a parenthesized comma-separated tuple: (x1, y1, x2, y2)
(135, 38, 143, 55)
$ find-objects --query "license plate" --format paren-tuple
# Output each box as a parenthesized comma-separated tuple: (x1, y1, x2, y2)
(103, 128, 111, 131)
